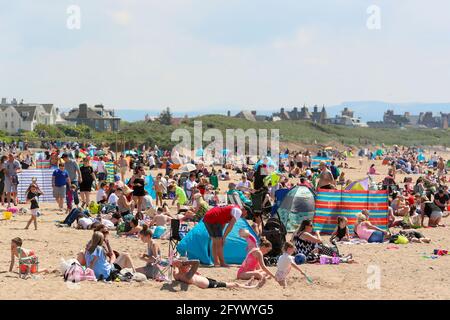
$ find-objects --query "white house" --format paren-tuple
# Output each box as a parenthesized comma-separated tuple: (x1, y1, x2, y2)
(0, 98, 64, 133)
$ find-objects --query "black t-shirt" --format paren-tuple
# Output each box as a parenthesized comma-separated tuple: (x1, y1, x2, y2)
(434, 193, 449, 211)
(80, 166, 94, 182)
(27, 191, 41, 209)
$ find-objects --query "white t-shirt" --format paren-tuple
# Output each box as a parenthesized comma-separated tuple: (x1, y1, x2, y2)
(101, 219, 115, 230)
(185, 180, 197, 197)
(275, 253, 294, 281)
(237, 181, 251, 189)
(230, 207, 242, 220)
(96, 189, 107, 202)
(97, 161, 106, 173)
(142, 194, 154, 210)
(108, 193, 119, 205)
(78, 217, 94, 230)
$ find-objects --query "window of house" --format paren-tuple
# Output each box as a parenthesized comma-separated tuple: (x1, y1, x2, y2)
(95, 120, 100, 130)
(5, 122, 8, 129)
(11, 121, 14, 128)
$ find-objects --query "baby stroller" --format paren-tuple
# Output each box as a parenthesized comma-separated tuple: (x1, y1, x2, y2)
(261, 211, 287, 266)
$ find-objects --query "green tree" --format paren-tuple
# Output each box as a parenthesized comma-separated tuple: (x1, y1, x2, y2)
(159, 107, 173, 125)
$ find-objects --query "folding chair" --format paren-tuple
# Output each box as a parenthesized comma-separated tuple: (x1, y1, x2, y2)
(228, 192, 253, 218)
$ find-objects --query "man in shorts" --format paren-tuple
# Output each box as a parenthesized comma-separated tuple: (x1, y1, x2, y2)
(4, 153, 21, 207)
(203, 205, 246, 267)
(172, 259, 261, 289)
(52, 162, 70, 212)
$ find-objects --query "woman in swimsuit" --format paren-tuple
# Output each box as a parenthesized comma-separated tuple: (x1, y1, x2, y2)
(136, 224, 162, 280)
(130, 166, 146, 219)
(236, 237, 275, 281)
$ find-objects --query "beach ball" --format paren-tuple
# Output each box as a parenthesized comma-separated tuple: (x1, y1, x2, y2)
(294, 253, 306, 265)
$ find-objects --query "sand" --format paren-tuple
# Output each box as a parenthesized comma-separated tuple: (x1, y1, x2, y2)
(1, 151, 449, 300)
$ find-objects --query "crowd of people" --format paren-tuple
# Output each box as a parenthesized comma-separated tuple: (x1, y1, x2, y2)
(2, 141, 449, 290)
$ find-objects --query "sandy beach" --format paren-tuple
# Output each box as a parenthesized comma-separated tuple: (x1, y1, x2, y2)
(1, 151, 449, 300)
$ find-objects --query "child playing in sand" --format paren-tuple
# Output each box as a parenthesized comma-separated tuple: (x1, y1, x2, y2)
(96, 182, 108, 204)
(9, 237, 49, 276)
(330, 216, 351, 243)
(275, 242, 310, 288)
(25, 182, 43, 230)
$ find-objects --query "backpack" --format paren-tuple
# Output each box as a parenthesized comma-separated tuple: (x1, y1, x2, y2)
(64, 261, 96, 283)
(261, 215, 287, 257)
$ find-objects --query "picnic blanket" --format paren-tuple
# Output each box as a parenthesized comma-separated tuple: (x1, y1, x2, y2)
(17, 169, 56, 203)
(313, 189, 389, 234)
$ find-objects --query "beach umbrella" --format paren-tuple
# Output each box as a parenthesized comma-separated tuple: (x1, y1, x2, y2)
(345, 177, 370, 191)
(180, 163, 197, 172)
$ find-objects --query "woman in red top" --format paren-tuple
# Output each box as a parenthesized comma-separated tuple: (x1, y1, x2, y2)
(203, 205, 247, 267)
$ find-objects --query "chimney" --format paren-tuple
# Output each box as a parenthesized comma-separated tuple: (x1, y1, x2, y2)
(293, 107, 298, 113)
(281, 108, 285, 113)
(1, 98, 6, 104)
(314, 106, 318, 113)
(79, 104, 88, 118)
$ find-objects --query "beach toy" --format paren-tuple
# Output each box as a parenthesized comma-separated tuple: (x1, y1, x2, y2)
(294, 253, 306, 265)
(9, 207, 18, 215)
(331, 255, 340, 265)
(320, 255, 332, 264)
(152, 226, 166, 239)
(3, 211, 13, 220)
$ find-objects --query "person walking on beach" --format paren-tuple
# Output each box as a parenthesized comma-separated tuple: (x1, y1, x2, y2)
(52, 162, 70, 213)
(4, 153, 21, 207)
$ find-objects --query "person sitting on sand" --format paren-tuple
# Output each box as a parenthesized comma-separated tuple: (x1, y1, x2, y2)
(172, 259, 263, 289)
(330, 216, 351, 243)
(135, 224, 162, 280)
(77, 225, 136, 273)
(118, 217, 142, 236)
(236, 237, 275, 281)
(85, 232, 114, 280)
(354, 212, 389, 243)
(420, 195, 443, 228)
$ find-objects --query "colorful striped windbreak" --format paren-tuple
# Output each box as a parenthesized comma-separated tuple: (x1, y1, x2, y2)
(313, 189, 389, 234)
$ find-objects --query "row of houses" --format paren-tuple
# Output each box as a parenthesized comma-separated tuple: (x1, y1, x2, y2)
(368, 110, 450, 129)
(0, 98, 121, 133)
(231, 106, 368, 127)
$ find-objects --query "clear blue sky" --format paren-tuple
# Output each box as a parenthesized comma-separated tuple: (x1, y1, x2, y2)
(1, 0, 450, 113)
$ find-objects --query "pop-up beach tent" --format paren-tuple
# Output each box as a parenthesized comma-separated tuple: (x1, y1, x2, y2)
(277, 186, 316, 232)
(177, 218, 258, 265)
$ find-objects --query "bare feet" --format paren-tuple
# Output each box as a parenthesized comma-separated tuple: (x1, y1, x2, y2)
(256, 276, 267, 289)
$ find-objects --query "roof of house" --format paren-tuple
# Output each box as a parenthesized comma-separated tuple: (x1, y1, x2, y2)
(64, 107, 120, 120)
(13, 105, 40, 121)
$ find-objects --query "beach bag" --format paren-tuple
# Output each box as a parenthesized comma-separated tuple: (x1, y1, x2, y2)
(64, 261, 96, 283)
(394, 235, 409, 245)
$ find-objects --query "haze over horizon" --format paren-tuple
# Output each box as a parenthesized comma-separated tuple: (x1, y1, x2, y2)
(2, 1, 450, 115)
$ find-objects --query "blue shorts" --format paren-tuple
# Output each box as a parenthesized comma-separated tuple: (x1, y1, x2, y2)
(368, 231, 384, 243)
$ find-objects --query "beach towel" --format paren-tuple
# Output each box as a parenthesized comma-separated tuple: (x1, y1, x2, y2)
(313, 189, 389, 234)
(105, 162, 115, 183)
